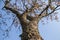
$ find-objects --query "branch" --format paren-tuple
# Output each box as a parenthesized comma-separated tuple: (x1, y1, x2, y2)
(39, 5, 60, 19)
(3, 0, 22, 20)
(22, 6, 34, 19)
(23, 0, 52, 21)
(38, 4, 50, 16)
(38, 0, 52, 19)
(4, 0, 37, 22)
(4, 5, 21, 19)
(22, 3, 40, 21)
(47, 5, 60, 16)
(38, 0, 52, 16)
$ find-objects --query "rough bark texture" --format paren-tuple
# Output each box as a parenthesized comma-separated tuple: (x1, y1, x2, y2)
(19, 16, 43, 40)
(4, 4, 43, 40)
(4, 0, 60, 40)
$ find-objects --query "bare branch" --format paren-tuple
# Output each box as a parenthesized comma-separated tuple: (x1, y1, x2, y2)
(4, 0, 37, 22)
(38, 0, 52, 16)
(47, 5, 60, 15)
(22, 3, 40, 21)
(38, 0, 60, 21)
(39, 5, 60, 20)
(38, 4, 50, 16)
(4, 5, 21, 19)
(3, 0, 22, 20)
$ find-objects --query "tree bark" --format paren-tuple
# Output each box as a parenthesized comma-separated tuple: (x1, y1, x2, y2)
(19, 16, 43, 40)
(4, 3, 43, 40)
(4, 0, 60, 40)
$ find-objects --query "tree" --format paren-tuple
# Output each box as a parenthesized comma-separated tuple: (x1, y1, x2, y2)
(1, 0, 60, 40)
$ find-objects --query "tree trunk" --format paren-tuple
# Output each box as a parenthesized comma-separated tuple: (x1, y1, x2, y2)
(19, 16, 43, 40)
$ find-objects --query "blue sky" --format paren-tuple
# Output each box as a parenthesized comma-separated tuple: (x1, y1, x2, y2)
(0, 0, 60, 40)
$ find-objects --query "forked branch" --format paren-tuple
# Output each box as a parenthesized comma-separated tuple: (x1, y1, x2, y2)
(4, 0, 21, 19)
(38, 0, 60, 21)
(38, 5, 60, 20)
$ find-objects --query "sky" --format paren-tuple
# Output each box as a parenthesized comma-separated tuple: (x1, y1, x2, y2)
(0, 0, 60, 40)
